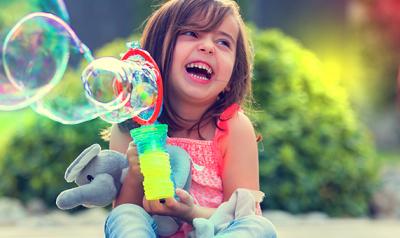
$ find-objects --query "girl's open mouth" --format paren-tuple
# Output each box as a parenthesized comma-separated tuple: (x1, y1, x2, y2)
(185, 62, 213, 81)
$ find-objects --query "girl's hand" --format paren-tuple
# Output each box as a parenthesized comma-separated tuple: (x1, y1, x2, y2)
(143, 188, 195, 222)
(113, 141, 144, 207)
(126, 141, 143, 183)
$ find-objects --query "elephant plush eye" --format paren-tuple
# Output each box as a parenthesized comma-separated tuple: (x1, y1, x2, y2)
(87, 175, 94, 182)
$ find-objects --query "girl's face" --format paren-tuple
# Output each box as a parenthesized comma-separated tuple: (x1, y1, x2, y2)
(168, 14, 239, 107)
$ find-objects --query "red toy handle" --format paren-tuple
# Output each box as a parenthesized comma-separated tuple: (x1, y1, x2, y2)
(115, 48, 163, 125)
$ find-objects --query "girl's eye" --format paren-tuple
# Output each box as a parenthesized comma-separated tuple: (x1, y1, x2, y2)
(217, 39, 231, 48)
(182, 31, 197, 38)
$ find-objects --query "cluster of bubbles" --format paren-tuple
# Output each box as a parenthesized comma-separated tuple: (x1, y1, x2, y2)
(0, 3, 161, 125)
(81, 47, 161, 124)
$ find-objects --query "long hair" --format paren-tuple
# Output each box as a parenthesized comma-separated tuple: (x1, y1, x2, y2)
(120, 0, 254, 137)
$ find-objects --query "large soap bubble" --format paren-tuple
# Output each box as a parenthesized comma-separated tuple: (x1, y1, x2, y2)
(1, 12, 71, 110)
(1, 12, 99, 124)
(31, 66, 100, 124)
(0, 0, 71, 111)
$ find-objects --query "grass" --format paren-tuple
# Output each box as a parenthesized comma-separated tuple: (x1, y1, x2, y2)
(0, 110, 32, 154)
(377, 149, 400, 166)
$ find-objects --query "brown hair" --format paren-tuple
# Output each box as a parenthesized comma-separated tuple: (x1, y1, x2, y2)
(119, 0, 254, 138)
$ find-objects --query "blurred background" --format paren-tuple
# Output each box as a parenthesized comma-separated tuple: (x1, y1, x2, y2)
(0, 0, 399, 236)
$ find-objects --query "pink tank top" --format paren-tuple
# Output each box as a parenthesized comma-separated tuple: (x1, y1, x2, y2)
(165, 104, 240, 237)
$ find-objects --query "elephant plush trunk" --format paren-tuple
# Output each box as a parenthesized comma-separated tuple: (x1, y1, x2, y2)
(56, 173, 117, 210)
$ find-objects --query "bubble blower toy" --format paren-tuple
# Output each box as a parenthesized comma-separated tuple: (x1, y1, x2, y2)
(124, 45, 175, 200)
(81, 42, 175, 200)
(123, 45, 175, 200)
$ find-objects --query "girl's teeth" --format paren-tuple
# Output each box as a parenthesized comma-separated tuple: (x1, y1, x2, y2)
(186, 63, 213, 75)
(189, 73, 209, 81)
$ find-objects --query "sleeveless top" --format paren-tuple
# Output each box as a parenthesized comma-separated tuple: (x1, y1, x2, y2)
(167, 103, 240, 208)
(165, 103, 240, 237)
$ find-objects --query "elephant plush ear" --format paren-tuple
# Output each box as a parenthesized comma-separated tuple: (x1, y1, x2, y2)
(65, 144, 101, 182)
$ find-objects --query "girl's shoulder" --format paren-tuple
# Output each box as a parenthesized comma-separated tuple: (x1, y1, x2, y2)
(228, 111, 256, 144)
(215, 104, 256, 156)
(217, 103, 254, 135)
(218, 103, 241, 121)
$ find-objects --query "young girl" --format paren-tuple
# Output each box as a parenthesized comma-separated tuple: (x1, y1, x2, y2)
(105, 0, 276, 237)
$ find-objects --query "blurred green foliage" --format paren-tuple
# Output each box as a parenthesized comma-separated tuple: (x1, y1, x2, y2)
(251, 29, 379, 216)
(0, 1, 37, 30)
(0, 112, 107, 207)
(0, 0, 67, 31)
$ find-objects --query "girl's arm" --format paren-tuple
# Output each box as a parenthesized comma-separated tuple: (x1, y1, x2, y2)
(221, 112, 260, 200)
(109, 124, 144, 207)
(189, 205, 216, 221)
(109, 124, 131, 154)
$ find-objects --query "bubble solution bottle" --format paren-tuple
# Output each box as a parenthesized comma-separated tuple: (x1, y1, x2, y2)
(130, 124, 174, 200)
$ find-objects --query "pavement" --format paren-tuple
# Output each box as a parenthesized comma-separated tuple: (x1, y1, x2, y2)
(275, 218, 400, 238)
(1, 212, 400, 238)
(2, 220, 400, 238)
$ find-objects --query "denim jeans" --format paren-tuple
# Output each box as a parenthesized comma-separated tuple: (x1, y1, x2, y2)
(104, 204, 277, 238)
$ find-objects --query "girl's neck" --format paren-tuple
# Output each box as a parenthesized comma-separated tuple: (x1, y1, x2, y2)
(178, 104, 205, 123)
(169, 100, 216, 140)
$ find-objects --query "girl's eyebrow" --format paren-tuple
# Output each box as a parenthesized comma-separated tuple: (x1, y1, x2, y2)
(216, 30, 236, 44)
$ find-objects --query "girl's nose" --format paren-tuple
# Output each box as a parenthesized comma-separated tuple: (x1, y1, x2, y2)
(198, 40, 215, 55)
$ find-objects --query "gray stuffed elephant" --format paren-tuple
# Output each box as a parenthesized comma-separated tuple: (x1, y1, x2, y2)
(56, 143, 192, 236)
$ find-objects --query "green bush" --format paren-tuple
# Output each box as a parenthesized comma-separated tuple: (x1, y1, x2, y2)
(0, 111, 107, 207)
(251, 29, 379, 216)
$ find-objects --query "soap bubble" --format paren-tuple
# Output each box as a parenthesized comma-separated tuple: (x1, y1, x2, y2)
(0, 0, 71, 111)
(1, 12, 97, 124)
(1, 12, 72, 110)
(81, 55, 159, 124)
(31, 66, 100, 124)
(81, 57, 132, 112)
